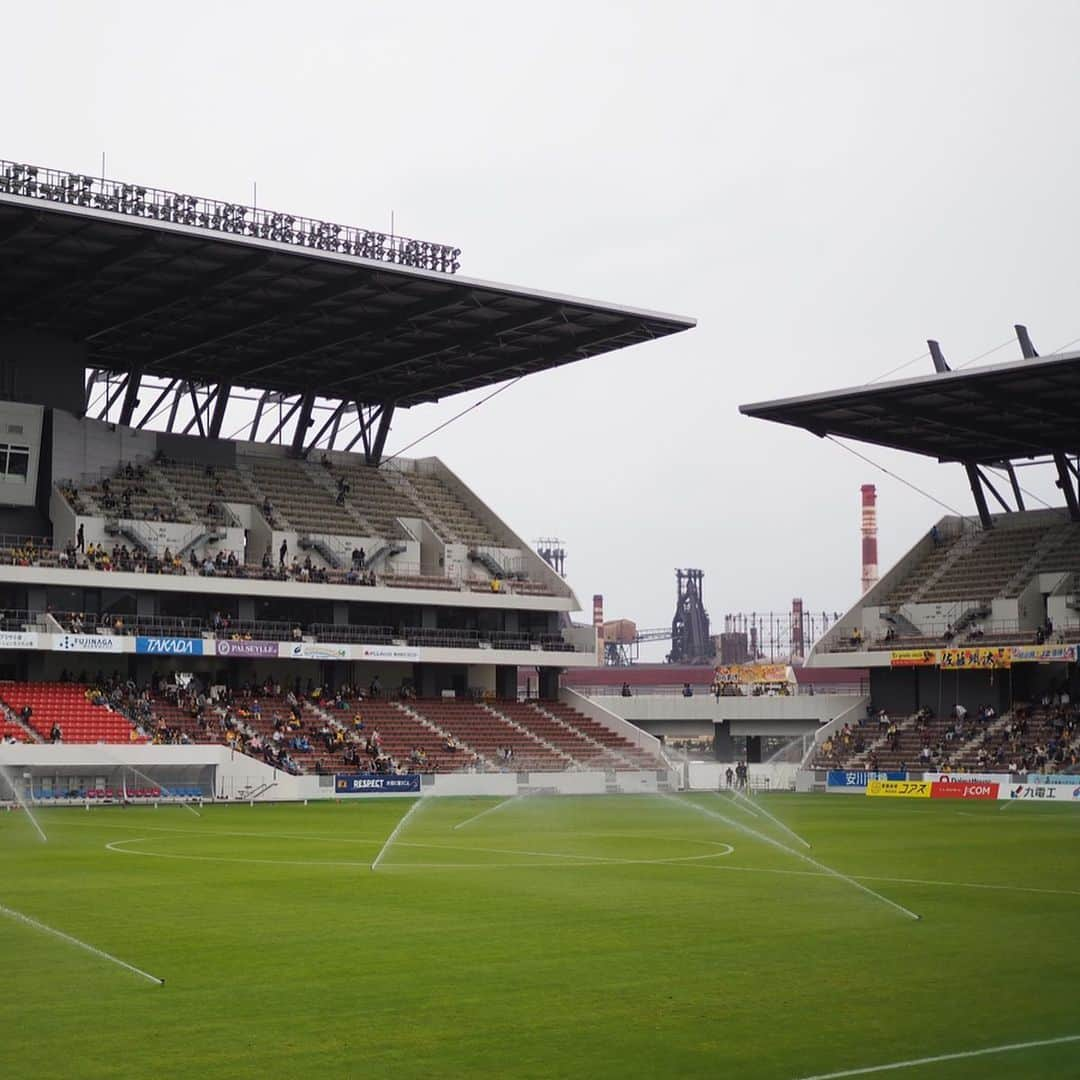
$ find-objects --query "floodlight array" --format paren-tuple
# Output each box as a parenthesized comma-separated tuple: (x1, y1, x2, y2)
(0, 161, 461, 274)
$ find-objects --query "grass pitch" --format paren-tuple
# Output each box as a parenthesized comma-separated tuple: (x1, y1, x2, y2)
(1, 793, 1078, 1079)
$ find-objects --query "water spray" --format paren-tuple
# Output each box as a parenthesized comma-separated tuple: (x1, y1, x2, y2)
(0, 761, 47, 843)
(371, 797, 426, 870)
(662, 793, 920, 921)
(453, 796, 518, 830)
(731, 786, 812, 849)
(97, 749, 201, 818)
(715, 789, 764, 821)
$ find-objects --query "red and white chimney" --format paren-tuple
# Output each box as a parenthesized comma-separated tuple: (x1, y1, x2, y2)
(861, 484, 878, 594)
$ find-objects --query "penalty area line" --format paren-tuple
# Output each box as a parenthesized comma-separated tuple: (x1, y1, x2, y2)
(793, 1032, 1080, 1079)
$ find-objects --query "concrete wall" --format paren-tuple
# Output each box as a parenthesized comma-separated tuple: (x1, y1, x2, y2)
(52, 410, 158, 488)
(0, 743, 667, 801)
(0, 401, 43, 509)
(598, 692, 861, 729)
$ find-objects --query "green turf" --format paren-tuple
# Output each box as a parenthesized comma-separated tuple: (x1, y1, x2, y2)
(1, 793, 1078, 1079)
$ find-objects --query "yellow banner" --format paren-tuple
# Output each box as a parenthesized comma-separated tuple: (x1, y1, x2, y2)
(715, 664, 790, 684)
(866, 779, 932, 798)
(889, 649, 938, 667)
(939, 647, 1011, 670)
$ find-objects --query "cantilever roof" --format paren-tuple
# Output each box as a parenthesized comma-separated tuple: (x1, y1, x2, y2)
(740, 351, 1080, 464)
(0, 180, 694, 408)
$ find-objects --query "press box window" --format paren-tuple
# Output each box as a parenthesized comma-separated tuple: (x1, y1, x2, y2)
(0, 444, 31, 481)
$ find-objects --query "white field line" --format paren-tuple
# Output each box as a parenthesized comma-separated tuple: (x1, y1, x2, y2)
(105, 834, 734, 869)
(794, 1032, 1080, 1079)
(50, 819, 383, 845)
(371, 797, 426, 870)
(453, 797, 517, 830)
(662, 794, 921, 921)
(732, 789, 811, 849)
(0, 901, 164, 985)
(680, 860, 1080, 898)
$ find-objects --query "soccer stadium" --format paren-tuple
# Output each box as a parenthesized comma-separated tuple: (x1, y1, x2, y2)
(2, 158, 1080, 1080)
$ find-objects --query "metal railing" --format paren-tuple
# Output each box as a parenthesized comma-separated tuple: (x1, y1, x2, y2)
(0, 160, 461, 274)
(580, 683, 865, 698)
(0, 534, 53, 552)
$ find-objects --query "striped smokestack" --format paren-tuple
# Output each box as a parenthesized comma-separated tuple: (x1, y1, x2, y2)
(861, 484, 878, 594)
(593, 594, 604, 663)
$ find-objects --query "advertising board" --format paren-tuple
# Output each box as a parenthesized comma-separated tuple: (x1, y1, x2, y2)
(826, 770, 907, 792)
(1004, 784, 1080, 802)
(51, 633, 126, 654)
(355, 644, 421, 663)
(334, 773, 422, 794)
(135, 637, 203, 656)
(866, 779, 932, 798)
(930, 780, 999, 800)
(286, 642, 351, 661)
(0, 630, 40, 650)
(214, 640, 279, 658)
(1026, 773, 1080, 786)
(889, 649, 938, 667)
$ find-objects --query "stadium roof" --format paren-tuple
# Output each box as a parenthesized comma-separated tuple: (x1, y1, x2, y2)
(740, 350, 1080, 464)
(0, 161, 694, 409)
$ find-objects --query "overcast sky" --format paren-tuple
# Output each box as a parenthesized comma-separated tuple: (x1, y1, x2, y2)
(6, 1, 1080, 657)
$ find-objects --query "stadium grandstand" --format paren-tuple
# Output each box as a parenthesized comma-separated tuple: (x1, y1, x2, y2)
(0, 158, 695, 795)
(741, 326, 1080, 780)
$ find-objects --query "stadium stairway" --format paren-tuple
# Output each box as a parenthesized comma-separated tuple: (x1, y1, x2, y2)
(536, 700, 664, 769)
(0, 698, 42, 743)
(407, 700, 566, 771)
(312, 699, 481, 773)
(495, 701, 627, 770)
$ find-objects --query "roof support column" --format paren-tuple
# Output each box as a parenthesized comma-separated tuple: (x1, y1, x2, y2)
(208, 383, 231, 438)
(249, 391, 271, 441)
(166, 381, 187, 433)
(302, 401, 347, 457)
(974, 467, 1013, 514)
(964, 463, 993, 529)
(97, 373, 130, 421)
(118, 369, 142, 427)
(1053, 452, 1080, 521)
(264, 396, 303, 444)
(368, 402, 394, 465)
(83, 369, 101, 417)
(290, 391, 315, 456)
(135, 379, 178, 429)
(1005, 463, 1026, 511)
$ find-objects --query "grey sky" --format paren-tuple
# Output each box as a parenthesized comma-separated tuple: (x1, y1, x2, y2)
(5, 1, 1080, 656)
